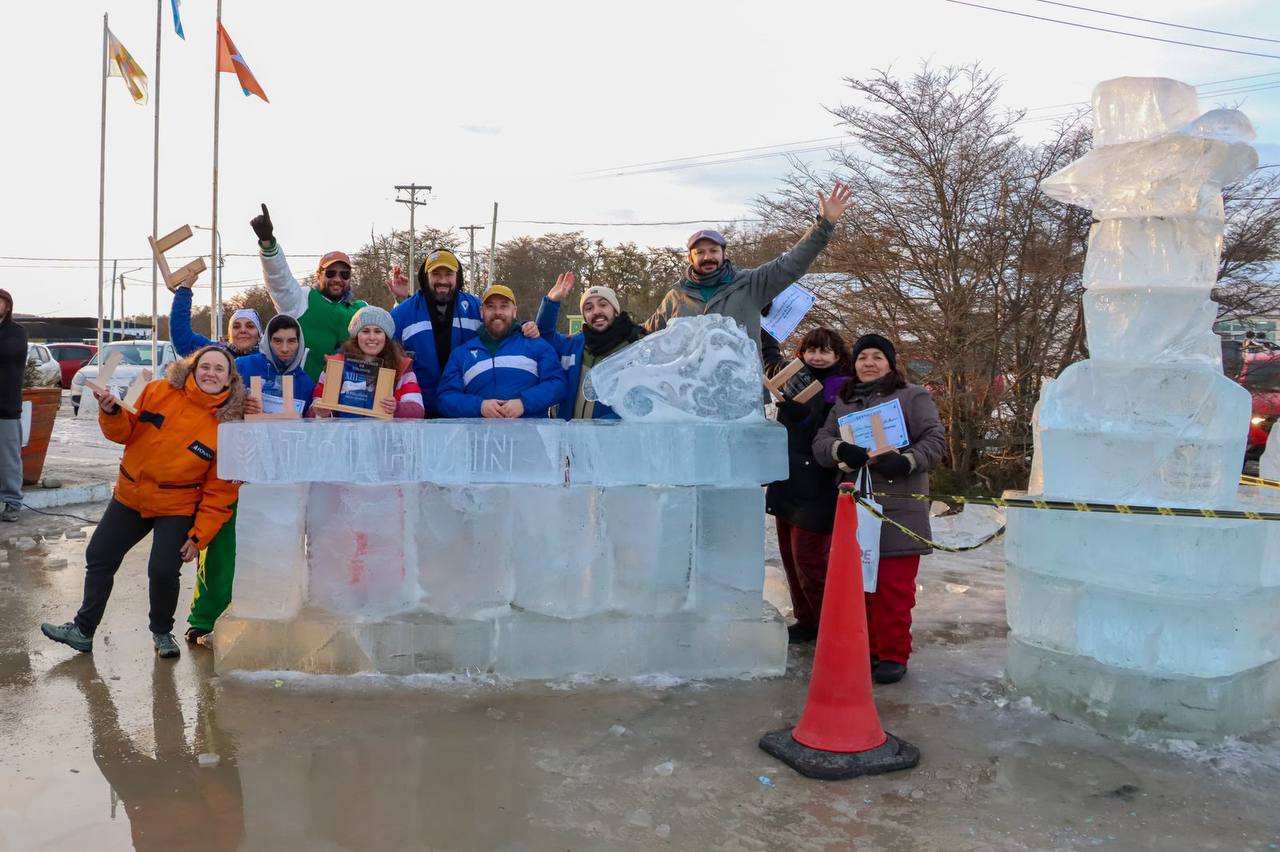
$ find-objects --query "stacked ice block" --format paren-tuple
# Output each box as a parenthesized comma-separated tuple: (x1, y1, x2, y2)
(213, 419, 788, 679)
(1006, 77, 1280, 736)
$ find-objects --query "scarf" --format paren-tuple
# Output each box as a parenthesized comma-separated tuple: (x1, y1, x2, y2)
(682, 261, 737, 303)
(582, 311, 645, 357)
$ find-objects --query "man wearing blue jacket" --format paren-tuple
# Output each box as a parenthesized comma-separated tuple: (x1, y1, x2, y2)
(437, 285, 566, 419)
(169, 282, 261, 358)
(534, 272, 646, 420)
(235, 314, 315, 417)
(388, 249, 482, 417)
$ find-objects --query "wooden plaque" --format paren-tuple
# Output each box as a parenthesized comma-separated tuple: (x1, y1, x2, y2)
(86, 352, 150, 414)
(764, 358, 822, 404)
(148, 224, 208, 292)
(246, 375, 301, 421)
(311, 357, 395, 420)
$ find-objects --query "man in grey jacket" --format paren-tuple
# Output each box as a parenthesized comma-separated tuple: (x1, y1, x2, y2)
(643, 182, 853, 345)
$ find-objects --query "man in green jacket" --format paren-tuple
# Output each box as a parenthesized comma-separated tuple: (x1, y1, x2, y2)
(644, 182, 854, 346)
(250, 204, 367, 381)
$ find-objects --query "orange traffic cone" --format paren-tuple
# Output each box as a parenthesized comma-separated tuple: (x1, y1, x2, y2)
(759, 491, 920, 780)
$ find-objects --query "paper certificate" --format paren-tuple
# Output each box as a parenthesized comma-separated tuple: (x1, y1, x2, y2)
(761, 284, 817, 342)
(838, 399, 910, 453)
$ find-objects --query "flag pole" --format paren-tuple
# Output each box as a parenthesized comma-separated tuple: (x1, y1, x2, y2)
(211, 0, 223, 341)
(97, 14, 109, 350)
(151, 0, 162, 364)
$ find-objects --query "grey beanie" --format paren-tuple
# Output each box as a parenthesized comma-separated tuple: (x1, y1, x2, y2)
(348, 305, 396, 339)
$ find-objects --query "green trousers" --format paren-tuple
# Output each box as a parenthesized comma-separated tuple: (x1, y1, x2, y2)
(187, 502, 237, 632)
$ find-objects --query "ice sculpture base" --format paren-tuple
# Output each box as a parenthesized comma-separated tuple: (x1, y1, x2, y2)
(1008, 637, 1280, 738)
(212, 420, 788, 681)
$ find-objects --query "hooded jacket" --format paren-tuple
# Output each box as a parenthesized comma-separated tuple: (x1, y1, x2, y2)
(259, 241, 368, 381)
(169, 286, 258, 358)
(0, 295, 28, 420)
(233, 314, 316, 415)
(436, 329, 566, 419)
(644, 217, 834, 345)
(390, 256, 482, 416)
(99, 356, 246, 548)
(533, 296, 644, 420)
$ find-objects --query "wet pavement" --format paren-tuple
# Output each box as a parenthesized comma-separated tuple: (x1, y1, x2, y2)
(2, 507, 1279, 851)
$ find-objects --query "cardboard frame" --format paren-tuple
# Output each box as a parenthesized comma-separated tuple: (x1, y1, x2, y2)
(764, 358, 822, 405)
(310, 357, 396, 420)
(85, 351, 151, 415)
(148, 224, 208, 292)
(246, 375, 302, 421)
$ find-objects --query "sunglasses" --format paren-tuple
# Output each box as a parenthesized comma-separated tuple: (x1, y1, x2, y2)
(324, 268, 352, 280)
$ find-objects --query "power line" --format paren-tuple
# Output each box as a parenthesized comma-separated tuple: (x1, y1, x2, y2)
(1031, 0, 1280, 45)
(943, 0, 1280, 59)
(499, 218, 769, 227)
(578, 137, 848, 176)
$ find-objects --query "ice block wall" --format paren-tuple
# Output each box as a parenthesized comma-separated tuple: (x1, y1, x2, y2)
(1005, 77, 1280, 737)
(213, 419, 789, 679)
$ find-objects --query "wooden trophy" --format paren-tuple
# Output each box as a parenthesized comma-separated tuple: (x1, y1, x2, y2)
(311, 356, 396, 420)
(839, 411, 897, 458)
(246, 375, 302, 421)
(764, 358, 823, 404)
(85, 352, 151, 415)
(148, 224, 208, 292)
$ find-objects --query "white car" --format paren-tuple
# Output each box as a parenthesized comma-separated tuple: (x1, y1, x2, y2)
(25, 344, 62, 388)
(71, 341, 177, 416)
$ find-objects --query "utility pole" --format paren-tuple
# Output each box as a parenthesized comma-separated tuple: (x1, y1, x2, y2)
(488, 202, 498, 287)
(458, 224, 486, 287)
(395, 184, 431, 281)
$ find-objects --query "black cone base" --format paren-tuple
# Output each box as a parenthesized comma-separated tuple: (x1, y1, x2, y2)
(758, 726, 920, 781)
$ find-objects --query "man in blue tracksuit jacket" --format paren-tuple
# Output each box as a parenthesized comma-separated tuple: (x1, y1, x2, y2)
(389, 249, 482, 417)
(533, 273, 646, 420)
(437, 285, 566, 419)
(234, 313, 315, 416)
(169, 284, 261, 358)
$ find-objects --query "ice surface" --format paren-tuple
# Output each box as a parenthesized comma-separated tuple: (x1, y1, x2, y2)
(583, 314, 765, 423)
(1262, 427, 1280, 481)
(226, 484, 308, 620)
(1007, 78, 1278, 736)
(693, 488, 766, 617)
(605, 486, 695, 614)
(218, 419, 786, 487)
(417, 485, 515, 618)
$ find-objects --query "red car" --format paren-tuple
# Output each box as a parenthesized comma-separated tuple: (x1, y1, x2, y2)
(45, 342, 98, 389)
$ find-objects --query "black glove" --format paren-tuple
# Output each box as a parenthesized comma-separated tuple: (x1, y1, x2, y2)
(775, 399, 809, 423)
(250, 203, 274, 244)
(871, 451, 912, 479)
(836, 442, 869, 469)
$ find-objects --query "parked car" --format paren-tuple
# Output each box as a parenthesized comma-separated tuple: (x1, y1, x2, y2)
(25, 344, 62, 388)
(70, 341, 177, 416)
(45, 342, 97, 389)
(1223, 339, 1280, 475)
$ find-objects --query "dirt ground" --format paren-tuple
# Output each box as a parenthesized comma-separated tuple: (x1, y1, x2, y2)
(2, 499, 1278, 851)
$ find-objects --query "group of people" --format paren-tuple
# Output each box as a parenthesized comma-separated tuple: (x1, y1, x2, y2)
(40, 180, 945, 684)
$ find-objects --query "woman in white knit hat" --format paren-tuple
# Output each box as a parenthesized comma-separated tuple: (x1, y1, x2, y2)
(309, 305, 425, 419)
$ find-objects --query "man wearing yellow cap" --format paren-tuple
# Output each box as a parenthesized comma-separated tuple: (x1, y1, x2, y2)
(437, 285, 566, 419)
(388, 248, 482, 417)
(250, 204, 368, 381)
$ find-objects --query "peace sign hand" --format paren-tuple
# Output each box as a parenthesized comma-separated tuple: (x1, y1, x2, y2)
(818, 182, 854, 224)
(547, 272, 575, 303)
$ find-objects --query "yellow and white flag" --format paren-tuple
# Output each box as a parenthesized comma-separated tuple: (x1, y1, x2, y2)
(106, 28, 148, 104)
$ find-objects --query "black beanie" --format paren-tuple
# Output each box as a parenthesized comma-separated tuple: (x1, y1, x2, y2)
(851, 333, 897, 371)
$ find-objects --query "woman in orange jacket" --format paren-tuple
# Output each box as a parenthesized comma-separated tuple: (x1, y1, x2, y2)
(41, 346, 246, 660)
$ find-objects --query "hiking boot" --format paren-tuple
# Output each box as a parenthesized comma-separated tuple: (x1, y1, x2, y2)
(41, 621, 93, 653)
(1, 504, 19, 522)
(185, 626, 211, 645)
(787, 623, 819, 645)
(873, 660, 907, 684)
(153, 632, 181, 659)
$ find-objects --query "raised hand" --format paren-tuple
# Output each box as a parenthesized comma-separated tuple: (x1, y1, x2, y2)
(818, 182, 854, 224)
(387, 264, 411, 302)
(250, 203, 275, 243)
(547, 271, 575, 303)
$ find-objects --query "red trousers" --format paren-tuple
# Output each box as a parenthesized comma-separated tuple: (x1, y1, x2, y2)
(775, 518, 832, 628)
(865, 554, 921, 664)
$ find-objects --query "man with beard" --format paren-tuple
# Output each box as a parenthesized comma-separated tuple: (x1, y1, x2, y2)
(251, 204, 368, 381)
(644, 182, 854, 347)
(437, 285, 565, 419)
(387, 248, 481, 417)
(532, 272, 645, 420)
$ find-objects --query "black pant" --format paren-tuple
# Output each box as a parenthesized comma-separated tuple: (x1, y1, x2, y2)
(75, 499, 194, 637)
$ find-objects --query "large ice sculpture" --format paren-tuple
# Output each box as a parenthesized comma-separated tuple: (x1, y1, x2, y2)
(213, 417, 788, 679)
(583, 315, 764, 422)
(1005, 78, 1280, 736)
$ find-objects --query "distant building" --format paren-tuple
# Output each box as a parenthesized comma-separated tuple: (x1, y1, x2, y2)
(13, 315, 152, 344)
(1215, 314, 1280, 343)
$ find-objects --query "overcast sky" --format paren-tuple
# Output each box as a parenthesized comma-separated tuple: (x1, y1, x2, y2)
(5, 0, 1280, 321)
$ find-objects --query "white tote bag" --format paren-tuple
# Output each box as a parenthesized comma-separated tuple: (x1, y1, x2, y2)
(853, 468, 882, 593)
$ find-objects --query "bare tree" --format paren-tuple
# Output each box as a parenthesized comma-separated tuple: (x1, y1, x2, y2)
(1217, 167, 1280, 321)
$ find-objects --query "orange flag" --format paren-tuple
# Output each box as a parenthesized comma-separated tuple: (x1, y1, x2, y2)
(216, 22, 268, 102)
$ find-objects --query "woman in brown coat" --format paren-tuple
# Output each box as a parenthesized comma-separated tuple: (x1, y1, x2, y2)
(813, 334, 946, 684)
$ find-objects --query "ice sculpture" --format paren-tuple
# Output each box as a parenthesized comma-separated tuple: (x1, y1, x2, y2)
(1005, 78, 1280, 737)
(583, 315, 764, 422)
(214, 417, 788, 678)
